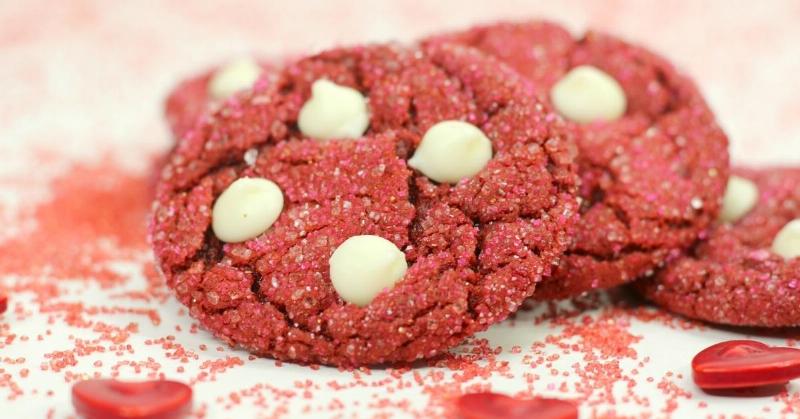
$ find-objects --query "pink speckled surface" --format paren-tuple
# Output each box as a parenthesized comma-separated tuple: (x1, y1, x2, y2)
(1, 1, 800, 417)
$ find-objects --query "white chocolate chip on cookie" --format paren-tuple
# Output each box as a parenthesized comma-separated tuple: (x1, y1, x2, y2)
(298, 79, 370, 140)
(772, 219, 800, 259)
(208, 57, 262, 100)
(719, 176, 759, 223)
(212, 177, 283, 243)
(329, 235, 408, 307)
(550, 65, 627, 123)
(408, 120, 492, 184)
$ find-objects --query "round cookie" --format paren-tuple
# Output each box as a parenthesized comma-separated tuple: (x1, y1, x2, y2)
(426, 21, 730, 299)
(164, 58, 276, 138)
(151, 42, 579, 366)
(637, 168, 800, 327)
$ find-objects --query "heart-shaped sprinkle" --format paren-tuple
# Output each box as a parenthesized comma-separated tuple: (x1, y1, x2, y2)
(692, 340, 800, 389)
(456, 392, 578, 419)
(0, 293, 7, 314)
(72, 379, 192, 419)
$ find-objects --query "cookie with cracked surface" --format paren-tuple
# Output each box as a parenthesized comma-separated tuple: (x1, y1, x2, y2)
(637, 168, 800, 327)
(427, 21, 730, 299)
(151, 42, 579, 366)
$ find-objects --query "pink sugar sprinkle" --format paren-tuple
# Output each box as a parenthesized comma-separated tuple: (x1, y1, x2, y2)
(0, 154, 788, 417)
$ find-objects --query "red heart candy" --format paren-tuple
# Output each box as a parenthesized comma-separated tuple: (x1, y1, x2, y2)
(456, 392, 578, 419)
(0, 293, 7, 314)
(692, 340, 800, 389)
(72, 379, 192, 419)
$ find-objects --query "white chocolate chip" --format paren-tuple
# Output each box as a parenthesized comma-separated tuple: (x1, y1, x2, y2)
(297, 79, 369, 140)
(408, 120, 492, 184)
(208, 58, 262, 101)
(772, 219, 800, 259)
(719, 176, 759, 223)
(550, 65, 627, 123)
(329, 235, 407, 307)
(212, 178, 283, 243)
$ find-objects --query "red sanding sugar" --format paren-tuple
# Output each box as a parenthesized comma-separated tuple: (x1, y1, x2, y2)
(0, 163, 151, 286)
(0, 157, 793, 417)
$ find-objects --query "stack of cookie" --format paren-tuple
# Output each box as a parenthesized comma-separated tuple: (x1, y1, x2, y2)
(152, 20, 800, 367)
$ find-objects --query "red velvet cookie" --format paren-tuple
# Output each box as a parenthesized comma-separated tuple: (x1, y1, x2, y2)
(427, 21, 729, 299)
(164, 58, 276, 138)
(151, 43, 579, 366)
(637, 168, 800, 327)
